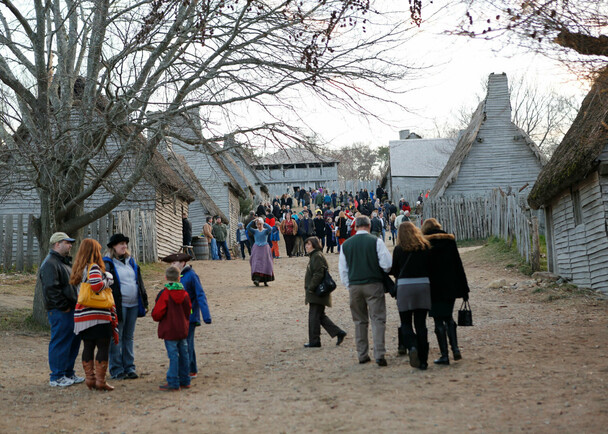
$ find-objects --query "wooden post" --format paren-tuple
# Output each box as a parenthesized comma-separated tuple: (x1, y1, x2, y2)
(531, 216, 540, 272)
(4, 214, 13, 271)
(25, 215, 35, 272)
(15, 214, 24, 272)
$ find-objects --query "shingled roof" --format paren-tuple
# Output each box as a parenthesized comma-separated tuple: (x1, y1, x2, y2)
(528, 67, 608, 209)
(431, 73, 547, 197)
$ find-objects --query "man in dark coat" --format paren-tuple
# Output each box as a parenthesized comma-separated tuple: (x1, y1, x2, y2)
(40, 232, 84, 387)
(182, 212, 192, 246)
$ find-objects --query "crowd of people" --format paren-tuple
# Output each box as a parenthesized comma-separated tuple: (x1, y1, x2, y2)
(40, 185, 468, 392)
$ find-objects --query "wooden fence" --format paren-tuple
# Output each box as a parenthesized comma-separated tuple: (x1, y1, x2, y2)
(0, 209, 158, 272)
(422, 190, 536, 264)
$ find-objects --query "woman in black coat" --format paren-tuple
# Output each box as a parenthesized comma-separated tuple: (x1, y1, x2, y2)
(422, 218, 470, 365)
(390, 222, 432, 370)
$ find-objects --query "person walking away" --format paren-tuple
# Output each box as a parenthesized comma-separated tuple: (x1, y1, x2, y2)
(339, 216, 392, 366)
(202, 216, 219, 260)
(71, 238, 117, 391)
(390, 222, 432, 370)
(212, 216, 231, 260)
(325, 217, 337, 253)
(152, 266, 192, 391)
(247, 218, 275, 286)
(40, 232, 84, 387)
(162, 253, 212, 378)
(390, 213, 397, 245)
(182, 212, 192, 247)
(104, 234, 149, 380)
(313, 210, 326, 249)
(336, 211, 349, 252)
(370, 212, 382, 238)
(236, 222, 252, 259)
(422, 218, 470, 365)
(303, 237, 346, 348)
(280, 211, 298, 257)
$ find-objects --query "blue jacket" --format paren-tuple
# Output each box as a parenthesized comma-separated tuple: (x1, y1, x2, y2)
(103, 255, 148, 321)
(180, 265, 211, 325)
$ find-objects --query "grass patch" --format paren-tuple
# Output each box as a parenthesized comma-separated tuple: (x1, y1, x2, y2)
(462, 237, 535, 276)
(455, 238, 486, 248)
(0, 308, 48, 334)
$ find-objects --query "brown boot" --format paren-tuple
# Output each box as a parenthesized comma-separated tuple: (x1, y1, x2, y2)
(94, 360, 114, 391)
(82, 360, 96, 390)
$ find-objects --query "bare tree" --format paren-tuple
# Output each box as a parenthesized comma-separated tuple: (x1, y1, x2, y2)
(328, 142, 379, 181)
(0, 0, 422, 323)
(456, 0, 608, 75)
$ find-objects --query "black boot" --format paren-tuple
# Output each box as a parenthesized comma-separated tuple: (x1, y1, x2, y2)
(433, 321, 450, 365)
(447, 319, 462, 360)
(398, 326, 407, 356)
(404, 329, 419, 368)
(417, 333, 429, 370)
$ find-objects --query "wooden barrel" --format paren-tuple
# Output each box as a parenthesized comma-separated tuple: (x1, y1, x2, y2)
(192, 236, 209, 260)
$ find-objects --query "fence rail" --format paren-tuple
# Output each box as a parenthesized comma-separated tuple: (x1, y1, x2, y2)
(422, 190, 535, 264)
(0, 209, 158, 273)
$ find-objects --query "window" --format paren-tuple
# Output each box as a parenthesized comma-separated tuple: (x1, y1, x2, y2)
(571, 188, 582, 226)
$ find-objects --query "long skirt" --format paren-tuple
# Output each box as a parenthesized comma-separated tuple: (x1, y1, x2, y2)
(250, 243, 275, 283)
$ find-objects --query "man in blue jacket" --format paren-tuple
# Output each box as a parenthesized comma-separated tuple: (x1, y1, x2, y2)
(162, 253, 211, 378)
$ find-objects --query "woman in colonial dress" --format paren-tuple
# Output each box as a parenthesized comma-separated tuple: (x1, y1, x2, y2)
(246, 218, 275, 286)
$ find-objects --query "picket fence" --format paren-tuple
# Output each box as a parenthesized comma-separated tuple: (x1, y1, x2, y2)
(422, 190, 537, 264)
(0, 209, 157, 272)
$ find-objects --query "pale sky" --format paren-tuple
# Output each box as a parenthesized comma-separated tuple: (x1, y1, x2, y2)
(299, 5, 589, 151)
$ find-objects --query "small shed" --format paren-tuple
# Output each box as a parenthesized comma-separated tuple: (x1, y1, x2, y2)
(528, 67, 608, 294)
(388, 129, 456, 201)
(431, 73, 546, 198)
(253, 148, 340, 198)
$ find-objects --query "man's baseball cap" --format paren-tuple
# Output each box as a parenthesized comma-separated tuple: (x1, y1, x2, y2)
(49, 232, 75, 245)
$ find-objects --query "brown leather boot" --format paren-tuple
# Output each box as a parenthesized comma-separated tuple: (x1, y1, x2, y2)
(94, 360, 114, 391)
(82, 360, 96, 390)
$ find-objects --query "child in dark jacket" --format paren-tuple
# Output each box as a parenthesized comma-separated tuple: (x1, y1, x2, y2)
(152, 266, 192, 391)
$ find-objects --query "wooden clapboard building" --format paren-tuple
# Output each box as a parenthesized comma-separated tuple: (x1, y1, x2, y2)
(528, 68, 608, 294)
(431, 73, 546, 198)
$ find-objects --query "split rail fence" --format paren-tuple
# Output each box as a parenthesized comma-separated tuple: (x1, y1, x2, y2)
(0, 209, 158, 273)
(422, 189, 538, 265)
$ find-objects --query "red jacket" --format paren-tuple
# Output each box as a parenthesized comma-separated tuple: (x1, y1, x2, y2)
(151, 282, 191, 340)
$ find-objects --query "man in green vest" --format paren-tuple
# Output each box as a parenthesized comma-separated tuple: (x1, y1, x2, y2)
(339, 215, 392, 366)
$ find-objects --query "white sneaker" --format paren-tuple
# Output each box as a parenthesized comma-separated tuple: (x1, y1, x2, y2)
(67, 374, 85, 384)
(49, 376, 74, 387)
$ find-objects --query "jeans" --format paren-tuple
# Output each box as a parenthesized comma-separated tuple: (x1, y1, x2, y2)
(217, 240, 231, 260)
(239, 240, 251, 259)
(186, 323, 197, 374)
(47, 309, 81, 381)
(210, 238, 219, 260)
(109, 305, 139, 377)
(164, 339, 190, 388)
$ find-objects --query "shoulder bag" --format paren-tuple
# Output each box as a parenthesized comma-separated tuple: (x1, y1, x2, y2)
(77, 264, 115, 309)
(315, 269, 337, 297)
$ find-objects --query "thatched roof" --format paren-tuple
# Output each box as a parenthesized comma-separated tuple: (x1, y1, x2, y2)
(528, 67, 608, 209)
(164, 150, 228, 221)
(145, 151, 194, 202)
(430, 101, 486, 196)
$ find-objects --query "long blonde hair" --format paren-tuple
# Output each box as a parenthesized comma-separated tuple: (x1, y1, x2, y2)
(397, 222, 430, 252)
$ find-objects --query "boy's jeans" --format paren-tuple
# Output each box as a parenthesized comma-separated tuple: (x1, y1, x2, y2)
(165, 339, 190, 389)
(47, 309, 81, 381)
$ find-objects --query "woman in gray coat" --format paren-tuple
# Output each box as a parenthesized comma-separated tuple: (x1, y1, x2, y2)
(303, 237, 346, 348)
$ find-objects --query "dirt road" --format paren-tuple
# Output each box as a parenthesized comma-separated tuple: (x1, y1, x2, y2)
(1, 242, 607, 432)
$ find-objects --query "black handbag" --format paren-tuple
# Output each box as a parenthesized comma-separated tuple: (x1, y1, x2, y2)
(315, 270, 337, 297)
(458, 300, 473, 326)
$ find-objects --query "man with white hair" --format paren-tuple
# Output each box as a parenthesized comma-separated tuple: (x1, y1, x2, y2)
(339, 216, 392, 366)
